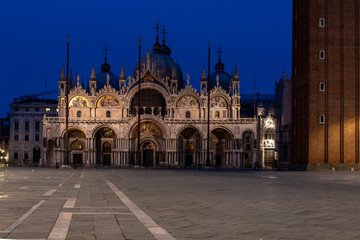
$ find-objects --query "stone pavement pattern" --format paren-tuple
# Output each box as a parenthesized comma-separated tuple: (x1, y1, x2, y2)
(0, 168, 360, 240)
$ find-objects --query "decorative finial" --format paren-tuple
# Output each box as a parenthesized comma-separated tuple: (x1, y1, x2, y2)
(216, 75, 219, 86)
(103, 44, 109, 63)
(162, 25, 167, 44)
(217, 45, 223, 63)
(76, 74, 80, 86)
(153, 18, 161, 42)
(187, 74, 190, 86)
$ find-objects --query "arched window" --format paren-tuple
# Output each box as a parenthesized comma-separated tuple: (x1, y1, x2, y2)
(77, 110, 82, 118)
(106, 111, 111, 118)
(215, 111, 220, 118)
(319, 82, 325, 91)
(320, 114, 325, 124)
(319, 18, 325, 27)
(319, 50, 325, 60)
(185, 111, 190, 118)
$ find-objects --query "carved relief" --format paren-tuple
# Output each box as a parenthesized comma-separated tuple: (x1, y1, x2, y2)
(177, 95, 199, 108)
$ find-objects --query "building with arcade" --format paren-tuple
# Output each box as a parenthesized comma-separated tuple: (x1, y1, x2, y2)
(42, 29, 279, 169)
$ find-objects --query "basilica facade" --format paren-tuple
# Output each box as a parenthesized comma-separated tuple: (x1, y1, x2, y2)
(42, 34, 276, 169)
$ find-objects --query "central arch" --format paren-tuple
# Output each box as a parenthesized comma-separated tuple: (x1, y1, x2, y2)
(130, 121, 164, 167)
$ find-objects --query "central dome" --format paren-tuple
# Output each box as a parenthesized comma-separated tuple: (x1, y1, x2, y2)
(134, 50, 184, 89)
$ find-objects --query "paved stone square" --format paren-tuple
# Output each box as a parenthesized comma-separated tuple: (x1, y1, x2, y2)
(0, 168, 360, 240)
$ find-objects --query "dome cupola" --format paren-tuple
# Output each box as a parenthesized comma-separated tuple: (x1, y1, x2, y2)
(209, 46, 231, 92)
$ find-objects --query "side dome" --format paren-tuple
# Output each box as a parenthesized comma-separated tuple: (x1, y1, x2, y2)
(209, 58, 231, 92)
(96, 60, 119, 90)
(210, 71, 231, 92)
(134, 50, 184, 89)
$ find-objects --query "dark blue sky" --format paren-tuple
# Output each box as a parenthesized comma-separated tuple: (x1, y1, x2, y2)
(0, 0, 292, 117)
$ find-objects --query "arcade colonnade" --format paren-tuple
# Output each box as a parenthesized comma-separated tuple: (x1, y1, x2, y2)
(44, 120, 257, 168)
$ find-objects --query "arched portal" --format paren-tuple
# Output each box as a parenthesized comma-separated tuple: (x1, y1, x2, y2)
(94, 127, 116, 166)
(141, 141, 155, 167)
(211, 128, 233, 167)
(66, 129, 86, 167)
(131, 121, 164, 167)
(177, 127, 201, 168)
(130, 89, 166, 116)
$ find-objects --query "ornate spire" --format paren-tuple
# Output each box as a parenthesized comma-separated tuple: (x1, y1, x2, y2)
(120, 64, 126, 80)
(81, 77, 85, 88)
(201, 64, 207, 81)
(90, 65, 96, 81)
(234, 64, 239, 80)
(59, 66, 65, 81)
(153, 18, 162, 53)
(171, 64, 177, 80)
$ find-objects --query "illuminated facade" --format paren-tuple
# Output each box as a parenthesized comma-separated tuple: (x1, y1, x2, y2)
(43, 32, 279, 168)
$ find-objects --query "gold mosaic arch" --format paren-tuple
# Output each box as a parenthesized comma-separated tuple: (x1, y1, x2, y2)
(97, 95, 120, 107)
(69, 96, 89, 107)
(176, 95, 199, 108)
(210, 96, 228, 108)
(131, 121, 163, 139)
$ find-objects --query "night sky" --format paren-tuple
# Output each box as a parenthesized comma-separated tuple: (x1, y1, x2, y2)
(0, 0, 292, 117)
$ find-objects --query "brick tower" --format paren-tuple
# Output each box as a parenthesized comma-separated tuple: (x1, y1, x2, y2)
(292, 0, 360, 169)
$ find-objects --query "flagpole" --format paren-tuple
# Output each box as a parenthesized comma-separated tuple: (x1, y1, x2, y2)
(206, 42, 211, 167)
(137, 39, 142, 167)
(253, 76, 256, 118)
(65, 36, 69, 165)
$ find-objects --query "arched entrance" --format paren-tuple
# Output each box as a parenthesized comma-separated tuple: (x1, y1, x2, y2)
(94, 127, 116, 166)
(178, 127, 201, 168)
(211, 128, 233, 167)
(142, 141, 155, 167)
(66, 129, 86, 167)
(71, 140, 84, 166)
(131, 121, 164, 167)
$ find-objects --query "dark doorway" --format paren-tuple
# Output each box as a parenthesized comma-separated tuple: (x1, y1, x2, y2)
(103, 142, 111, 166)
(185, 155, 193, 167)
(33, 147, 40, 164)
(73, 154, 83, 166)
(143, 150, 154, 167)
(216, 154, 222, 166)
